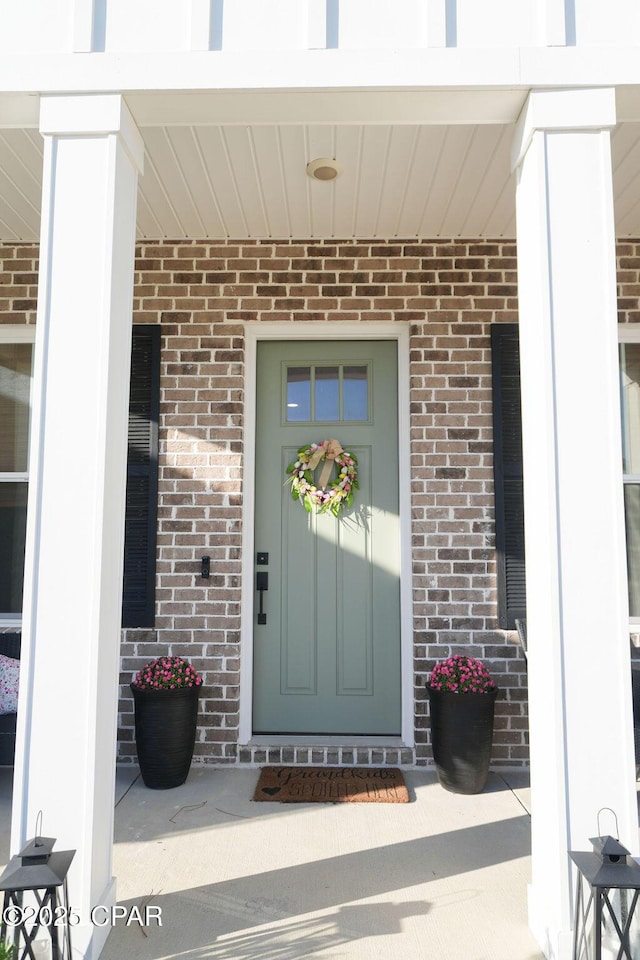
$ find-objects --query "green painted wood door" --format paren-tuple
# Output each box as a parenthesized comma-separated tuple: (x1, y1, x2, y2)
(253, 340, 401, 735)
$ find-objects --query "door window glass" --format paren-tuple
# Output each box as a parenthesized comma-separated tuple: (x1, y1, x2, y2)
(285, 363, 369, 422)
(315, 366, 339, 421)
(286, 367, 311, 421)
(343, 366, 368, 421)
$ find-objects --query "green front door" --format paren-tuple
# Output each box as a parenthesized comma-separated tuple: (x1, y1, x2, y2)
(253, 340, 401, 735)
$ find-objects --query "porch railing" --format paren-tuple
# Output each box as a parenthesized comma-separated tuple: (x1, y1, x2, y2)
(1, 0, 630, 57)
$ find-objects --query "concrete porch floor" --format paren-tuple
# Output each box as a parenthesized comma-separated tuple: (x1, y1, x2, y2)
(0, 766, 543, 960)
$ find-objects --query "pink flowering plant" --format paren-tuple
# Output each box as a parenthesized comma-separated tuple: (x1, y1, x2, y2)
(132, 656, 203, 691)
(428, 654, 496, 694)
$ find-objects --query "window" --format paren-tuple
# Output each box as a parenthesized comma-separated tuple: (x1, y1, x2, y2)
(619, 333, 640, 619)
(0, 325, 159, 629)
(0, 327, 35, 622)
(493, 324, 640, 628)
(285, 363, 369, 422)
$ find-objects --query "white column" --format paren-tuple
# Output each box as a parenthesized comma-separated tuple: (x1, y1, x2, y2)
(512, 87, 638, 960)
(11, 94, 143, 959)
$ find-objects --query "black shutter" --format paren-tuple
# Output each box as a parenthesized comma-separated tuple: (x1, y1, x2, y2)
(122, 325, 160, 628)
(491, 323, 526, 629)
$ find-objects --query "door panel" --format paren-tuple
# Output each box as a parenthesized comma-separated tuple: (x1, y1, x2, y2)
(253, 340, 401, 735)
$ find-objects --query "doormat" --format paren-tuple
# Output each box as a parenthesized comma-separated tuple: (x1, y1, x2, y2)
(252, 766, 409, 803)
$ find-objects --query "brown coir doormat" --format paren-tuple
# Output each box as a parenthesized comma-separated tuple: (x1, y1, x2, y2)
(253, 766, 409, 803)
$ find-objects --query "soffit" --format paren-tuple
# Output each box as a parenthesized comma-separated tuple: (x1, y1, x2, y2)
(2, 103, 640, 241)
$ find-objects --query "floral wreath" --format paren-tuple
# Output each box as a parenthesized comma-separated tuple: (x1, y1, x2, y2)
(285, 439, 358, 517)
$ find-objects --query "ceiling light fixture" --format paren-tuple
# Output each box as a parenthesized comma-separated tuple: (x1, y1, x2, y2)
(306, 158, 344, 182)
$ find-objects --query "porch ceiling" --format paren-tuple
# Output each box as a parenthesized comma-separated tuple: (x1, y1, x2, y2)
(2, 91, 640, 242)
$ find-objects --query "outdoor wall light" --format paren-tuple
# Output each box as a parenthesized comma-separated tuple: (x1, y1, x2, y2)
(306, 157, 344, 181)
(570, 810, 640, 959)
(0, 819, 75, 959)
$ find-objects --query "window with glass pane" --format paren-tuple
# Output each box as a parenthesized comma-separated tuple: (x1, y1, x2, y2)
(285, 363, 369, 422)
(620, 342, 640, 616)
(286, 367, 311, 421)
(315, 366, 339, 421)
(0, 344, 31, 472)
(0, 483, 28, 614)
(0, 341, 33, 617)
(624, 485, 640, 617)
(343, 366, 368, 421)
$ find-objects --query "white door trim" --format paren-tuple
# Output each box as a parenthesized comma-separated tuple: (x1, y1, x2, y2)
(239, 322, 413, 747)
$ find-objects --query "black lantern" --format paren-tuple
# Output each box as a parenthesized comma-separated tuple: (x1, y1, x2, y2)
(571, 811, 640, 960)
(0, 828, 75, 960)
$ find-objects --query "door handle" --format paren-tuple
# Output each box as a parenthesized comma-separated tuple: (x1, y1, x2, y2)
(256, 571, 268, 625)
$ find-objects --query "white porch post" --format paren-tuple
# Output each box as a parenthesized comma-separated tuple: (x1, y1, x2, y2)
(11, 94, 143, 959)
(512, 87, 639, 960)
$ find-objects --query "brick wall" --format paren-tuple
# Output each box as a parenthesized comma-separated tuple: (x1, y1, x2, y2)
(128, 238, 527, 767)
(4, 235, 593, 768)
(0, 246, 39, 324)
(617, 242, 640, 323)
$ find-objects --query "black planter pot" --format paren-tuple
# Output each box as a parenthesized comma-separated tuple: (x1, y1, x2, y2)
(131, 684, 200, 789)
(427, 685, 498, 794)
